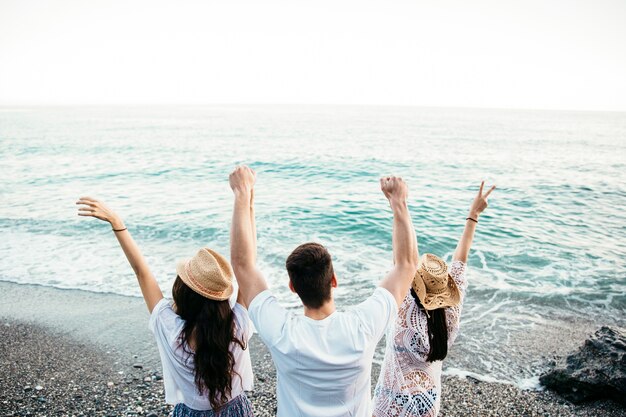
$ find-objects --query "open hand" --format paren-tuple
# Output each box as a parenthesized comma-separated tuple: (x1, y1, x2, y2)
(468, 181, 496, 219)
(229, 165, 256, 195)
(76, 197, 125, 229)
(380, 176, 408, 205)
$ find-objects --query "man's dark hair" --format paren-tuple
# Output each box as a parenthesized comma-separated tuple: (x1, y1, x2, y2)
(286, 242, 334, 309)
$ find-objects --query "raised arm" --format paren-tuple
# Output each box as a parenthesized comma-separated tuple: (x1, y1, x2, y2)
(250, 189, 257, 262)
(236, 188, 258, 306)
(229, 166, 269, 308)
(454, 181, 496, 262)
(378, 177, 420, 306)
(76, 197, 163, 312)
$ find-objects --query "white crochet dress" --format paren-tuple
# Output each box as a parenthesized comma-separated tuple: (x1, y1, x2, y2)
(373, 261, 468, 417)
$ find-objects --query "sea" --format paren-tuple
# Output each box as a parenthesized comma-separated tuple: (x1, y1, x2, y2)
(1, 105, 625, 388)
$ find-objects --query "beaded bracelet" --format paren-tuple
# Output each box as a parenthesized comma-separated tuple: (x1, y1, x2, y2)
(466, 217, 478, 223)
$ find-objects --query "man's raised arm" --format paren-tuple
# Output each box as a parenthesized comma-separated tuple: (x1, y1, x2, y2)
(378, 176, 419, 306)
(229, 165, 269, 308)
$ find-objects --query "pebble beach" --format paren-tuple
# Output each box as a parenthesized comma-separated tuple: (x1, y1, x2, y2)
(1, 281, 623, 417)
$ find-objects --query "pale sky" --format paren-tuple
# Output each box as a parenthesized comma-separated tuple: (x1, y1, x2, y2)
(1, 0, 625, 111)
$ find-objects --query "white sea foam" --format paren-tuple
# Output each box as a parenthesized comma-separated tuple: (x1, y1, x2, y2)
(444, 368, 543, 391)
(443, 367, 508, 384)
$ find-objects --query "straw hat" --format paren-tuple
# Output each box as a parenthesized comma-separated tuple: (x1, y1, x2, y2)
(176, 248, 234, 301)
(412, 253, 461, 310)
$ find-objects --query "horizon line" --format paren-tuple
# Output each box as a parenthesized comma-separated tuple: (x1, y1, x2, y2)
(1, 102, 625, 114)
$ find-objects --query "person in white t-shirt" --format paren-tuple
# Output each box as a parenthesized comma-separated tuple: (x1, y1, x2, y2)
(76, 197, 255, 416)
(228, 165, 419, 417)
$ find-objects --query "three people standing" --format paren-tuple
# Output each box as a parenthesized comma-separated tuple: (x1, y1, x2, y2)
(77, 166, 494, 417)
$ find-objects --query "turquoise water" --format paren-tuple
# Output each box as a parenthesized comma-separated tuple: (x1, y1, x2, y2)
(1, 105, 625, 385)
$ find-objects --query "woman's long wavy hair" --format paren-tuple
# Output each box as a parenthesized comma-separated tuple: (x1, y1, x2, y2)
(172, 276, 246, 410)
(410, 288, 448, 362)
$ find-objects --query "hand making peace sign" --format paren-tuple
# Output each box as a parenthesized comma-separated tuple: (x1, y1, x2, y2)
(468, 181, 496, 220)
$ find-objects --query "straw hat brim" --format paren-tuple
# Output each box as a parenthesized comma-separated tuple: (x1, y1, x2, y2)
(176, 259, 233, 301)
(412, 270, 461, 310)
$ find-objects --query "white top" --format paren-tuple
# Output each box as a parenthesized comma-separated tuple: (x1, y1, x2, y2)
(249, 287, 398, 417)
(148, 298, 254, 410)
(373, 261, 468, 417)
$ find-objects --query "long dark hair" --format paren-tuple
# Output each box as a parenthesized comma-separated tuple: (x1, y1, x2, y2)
(410, 288, 448, 362)
(172, 276, 246, 410)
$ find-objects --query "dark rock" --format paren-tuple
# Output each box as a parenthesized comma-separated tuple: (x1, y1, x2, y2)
(540, 326, 626, 404)
(146, 414, 158, 417)
(133, 363, 143, 369)
(466, 376, 481, 384)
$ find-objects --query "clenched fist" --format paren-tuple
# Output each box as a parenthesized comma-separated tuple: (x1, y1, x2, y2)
(229, 165, 256, 195)
(380, 176, 408, 206)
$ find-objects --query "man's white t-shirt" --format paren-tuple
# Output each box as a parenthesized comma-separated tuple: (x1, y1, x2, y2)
(148, 298, 254, 410)
(249, 287, 397, 417)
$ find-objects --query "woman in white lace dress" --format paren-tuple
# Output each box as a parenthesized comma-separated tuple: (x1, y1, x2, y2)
(373, 181, 496, 417)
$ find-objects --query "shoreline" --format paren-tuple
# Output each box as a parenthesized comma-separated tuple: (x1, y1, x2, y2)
(1, 280, 623, 416)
